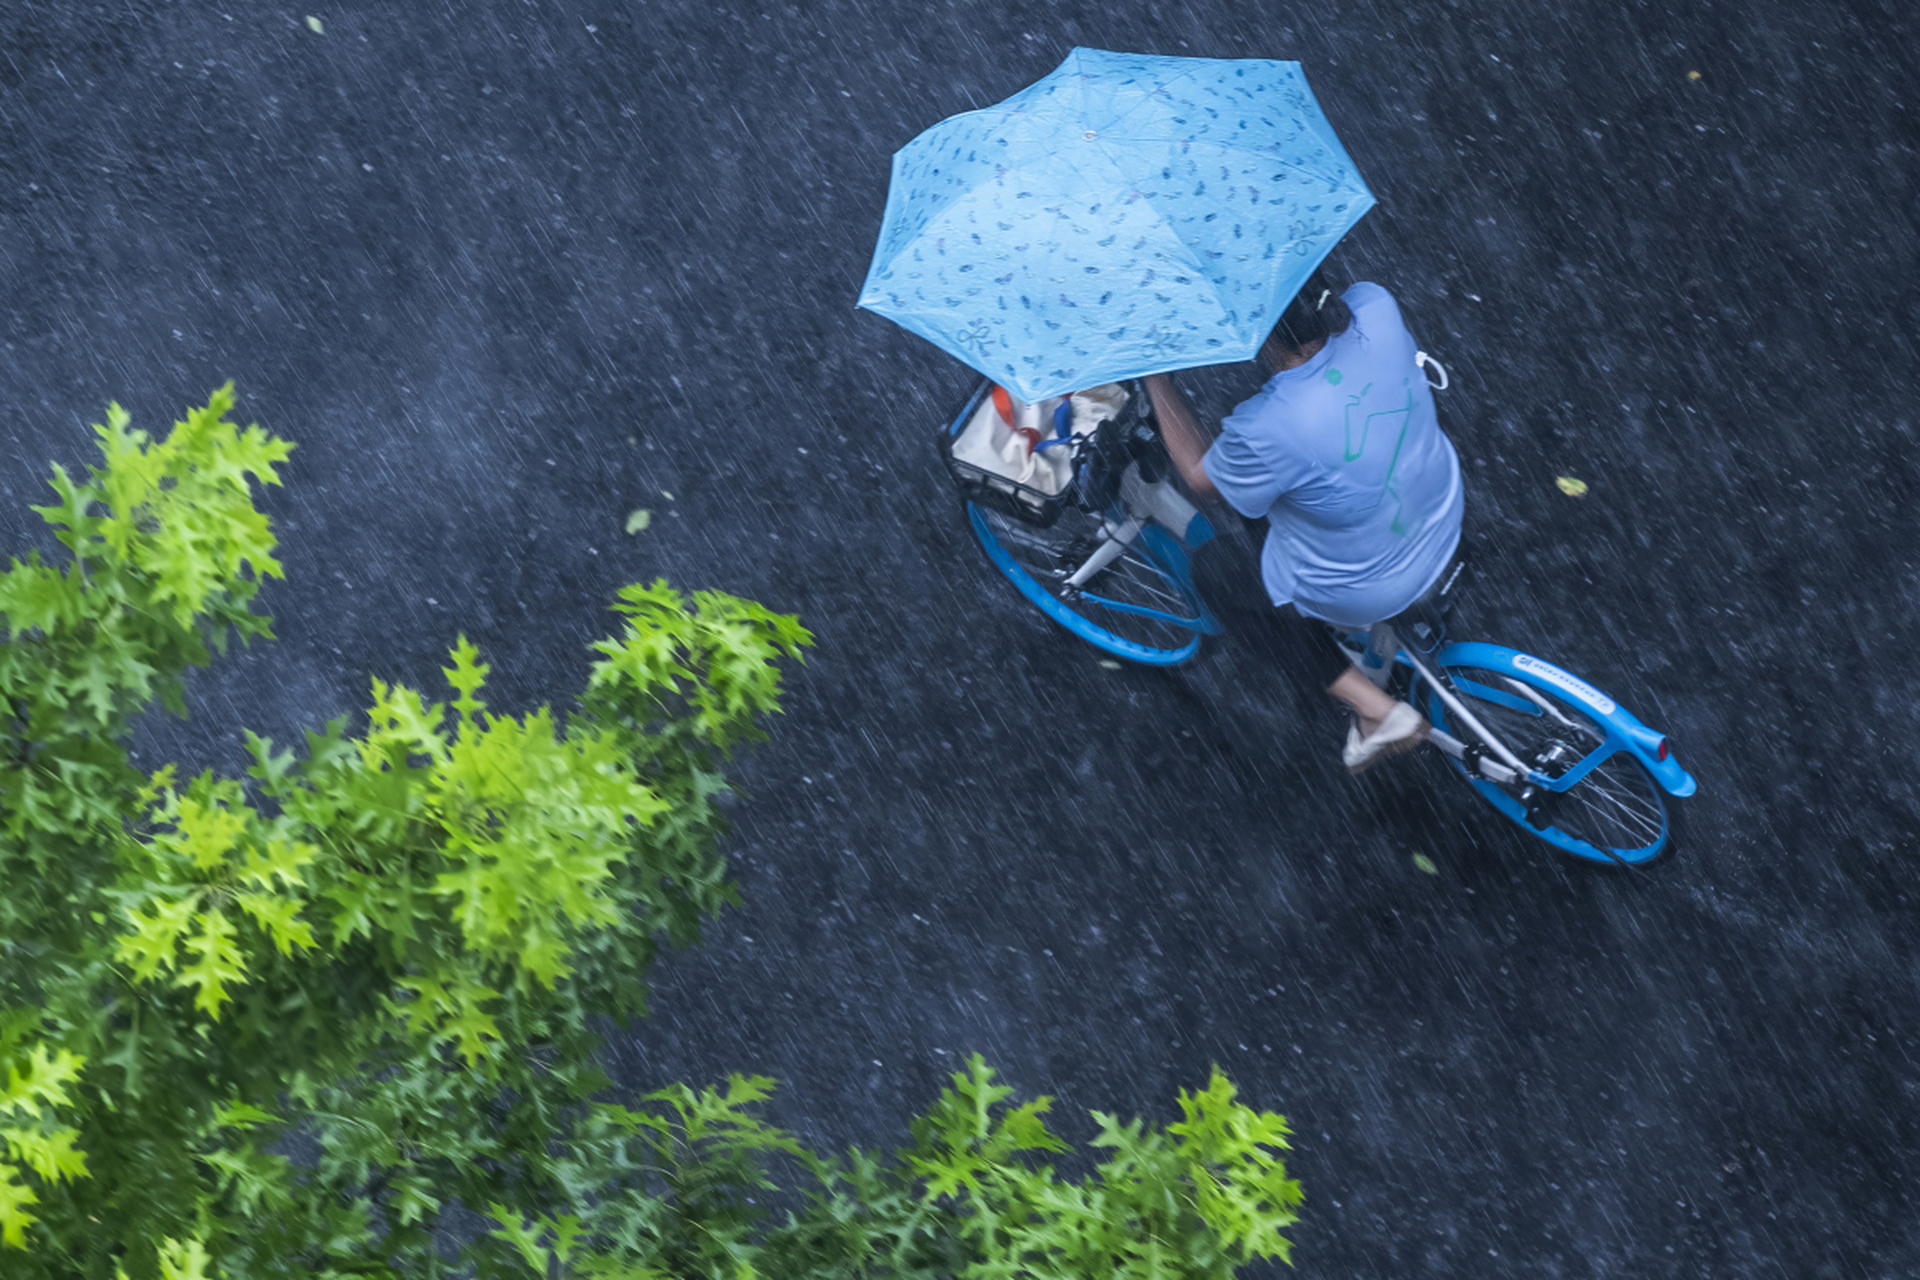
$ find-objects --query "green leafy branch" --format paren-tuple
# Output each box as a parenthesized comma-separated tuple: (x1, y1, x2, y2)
(900, 1054, 1303, 1280)
(574, 583, 813, 966)
(111, 771, 319, 1019)
(0, 384, 286, 893)
(0, 1041, 90, 1250)
(255, 635, 677, 994)
(488, 1058, 1301, 1280)
(1163, 1069, 1306, 1266)
(1, 382, 287, 736)
(584, 581, 812, 757)
(1, 388, 819, 1278)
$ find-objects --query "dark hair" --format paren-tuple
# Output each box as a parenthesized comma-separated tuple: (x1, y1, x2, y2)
(1265, 267, 1351, 356)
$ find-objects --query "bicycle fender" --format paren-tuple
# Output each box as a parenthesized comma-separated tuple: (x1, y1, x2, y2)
(1433, 642, 1698, 798)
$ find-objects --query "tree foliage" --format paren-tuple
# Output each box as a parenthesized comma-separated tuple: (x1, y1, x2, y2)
(0, 386, 1301, 1278)
(483, 1054, 1303, 1280)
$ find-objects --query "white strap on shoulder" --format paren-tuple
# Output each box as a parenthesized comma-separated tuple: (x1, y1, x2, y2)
(1415, 350, 1449, 391)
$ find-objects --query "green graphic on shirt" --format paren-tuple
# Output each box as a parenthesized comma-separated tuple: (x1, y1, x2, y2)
(1326, 368, 1343, 385)
(1341, 384, 1417, 536)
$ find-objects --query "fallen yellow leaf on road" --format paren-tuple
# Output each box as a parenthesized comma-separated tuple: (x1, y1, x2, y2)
(306, 16, 325, 34)
(1556, 476, 1589, 497)
(1413, 854, 1440, 875)
(625, 509, 651, 534)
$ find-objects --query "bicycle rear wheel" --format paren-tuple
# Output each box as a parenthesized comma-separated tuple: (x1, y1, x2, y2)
(967, 501, 1206, 666)
(1424, 660, 1672, 865)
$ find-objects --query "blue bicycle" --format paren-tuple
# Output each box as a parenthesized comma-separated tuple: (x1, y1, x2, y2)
(940, 377, 1697, 866)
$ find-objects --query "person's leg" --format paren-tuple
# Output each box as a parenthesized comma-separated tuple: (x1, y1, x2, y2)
(1328, 665, 1399, 736)
(1271, 606, 1427, 769)
(1308, 621, 1429, 773)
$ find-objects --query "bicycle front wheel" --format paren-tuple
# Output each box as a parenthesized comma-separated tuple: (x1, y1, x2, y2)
(967, 501, 1206, 666)
(1424, 659, 1673, 865)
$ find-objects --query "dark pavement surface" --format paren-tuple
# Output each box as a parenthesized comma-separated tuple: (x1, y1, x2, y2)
(4, 2, 1917, 1275)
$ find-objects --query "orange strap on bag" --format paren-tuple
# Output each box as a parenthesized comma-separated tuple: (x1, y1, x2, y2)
(991, 384, 1014, 424)
(991, 384, 1041, 453)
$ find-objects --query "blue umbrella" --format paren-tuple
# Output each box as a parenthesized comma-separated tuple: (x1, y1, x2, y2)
(857, 48, 1375, 403)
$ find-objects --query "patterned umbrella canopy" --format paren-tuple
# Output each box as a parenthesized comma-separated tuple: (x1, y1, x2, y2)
(858, 48, 1375, 402)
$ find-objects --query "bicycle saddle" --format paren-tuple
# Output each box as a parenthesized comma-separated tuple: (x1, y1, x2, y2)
(1385, 546, 1471, 654)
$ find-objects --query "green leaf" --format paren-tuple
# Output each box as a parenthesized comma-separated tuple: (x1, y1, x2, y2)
(323, 877, 384, 949)
(234, 891, 318, 957)
(29, 461, 95, 548)
(172, 906, 247, 1018)
(0, 1164, 39, 1249)
(239, 837, 317, 892)
(242, 729, 297, 790)
(202, 1143, 295, 1218)
(211, 1100, 277, 1131)
(951, 1053, 1014, 1145)
(2, 1044, 86, 1114)
(575, 1255, 671, 1280)
(0, 558, 81, 637)
(172, 793, 250, 871)
(2, 1126, 89, 1183)
(73, 648, 126, 722)
(488, 1202, 555, 1269)
(1166, 1067, 1304, 1264)
(443, 634, 491, 728)
(364, 676, 450, 766)
(135, 763, 180, 814)
(115, 893, 201, 982)
(997, 1097, 1068, 1157)
(155, 1235, 217, 1280)
(389, 973, 503, 1066)
(441, 998, 504, 1067)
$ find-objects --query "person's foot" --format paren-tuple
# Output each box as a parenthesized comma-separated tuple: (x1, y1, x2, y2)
(1342, 701, 1430, 775)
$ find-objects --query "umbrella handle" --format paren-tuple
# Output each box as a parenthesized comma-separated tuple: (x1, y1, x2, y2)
(1416, 351, 1450, 391)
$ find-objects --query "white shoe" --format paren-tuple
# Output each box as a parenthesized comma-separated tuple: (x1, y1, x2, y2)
(1342, 702, 1430, 775)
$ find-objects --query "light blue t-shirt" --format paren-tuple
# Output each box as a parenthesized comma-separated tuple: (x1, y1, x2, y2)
(1202, 283, 1463, 627)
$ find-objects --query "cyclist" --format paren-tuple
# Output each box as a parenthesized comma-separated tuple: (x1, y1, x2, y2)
(1142, 269, 1464, 773)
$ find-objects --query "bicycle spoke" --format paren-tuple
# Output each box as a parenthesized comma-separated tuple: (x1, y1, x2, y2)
(1097, 552, 1186, 611)
(975, 504, 1201, 655)
(1566, 765, 1663, 845)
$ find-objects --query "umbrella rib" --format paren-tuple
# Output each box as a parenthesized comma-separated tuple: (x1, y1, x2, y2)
(1089, 59, 1205, 137)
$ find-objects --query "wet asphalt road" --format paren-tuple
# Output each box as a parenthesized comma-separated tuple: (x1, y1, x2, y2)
(3, 2, 1917, 1275)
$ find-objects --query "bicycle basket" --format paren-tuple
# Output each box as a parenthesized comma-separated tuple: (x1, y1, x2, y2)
(938, 381, 1157, 528)
(938, 425, 1073, 528)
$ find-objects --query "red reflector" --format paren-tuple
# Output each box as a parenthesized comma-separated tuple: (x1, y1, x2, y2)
(1656, 738, 1670, 761)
